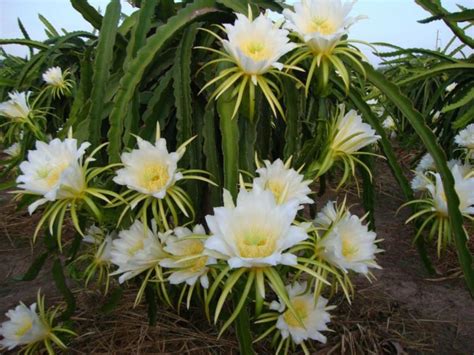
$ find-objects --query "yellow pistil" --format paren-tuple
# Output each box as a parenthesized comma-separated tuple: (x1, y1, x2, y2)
(341, 237, 358, 260)
(141, 164, 170, 192)
(307, 17, 336, 35)
(237, 228, 276, 258)
(15, 319, 33, 337)
(283, 298, 309, 328)
(242, 41, 270, 61)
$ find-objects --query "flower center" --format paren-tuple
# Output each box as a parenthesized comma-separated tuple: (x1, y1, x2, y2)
(141, 164, 170, 192)
(15, 319, 33, 337)
(242, 41, 270, 61)
(237, 228, 276, 258)
(37, 163, 68, 188)
(342, 237, 359, 260)
(283, 298, 309, 328)
(189, 256, 208, 273)
(127, 239, 144, 256)
(265, 180, 286, 203)
(308, 18, 336, 35)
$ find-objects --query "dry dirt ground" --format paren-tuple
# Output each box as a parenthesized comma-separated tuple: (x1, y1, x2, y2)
(0, 156, 473, 354)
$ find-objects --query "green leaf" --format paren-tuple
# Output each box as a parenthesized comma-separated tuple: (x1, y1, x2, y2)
(107, 0, 220, 162)
(127, 0, 157, 58)
(173, 22, 199, 149)
(442, 85, 474, 113)
(17, 18, 33, 57)
(71, 0, 103, 30)
(88, 0, 121, 147)
(283, 77, 301, 160)
(145, 284, 157, 326)
(217, 71, 240, 198)
(52, 259, 76, 320)
(0, 38, 48, 50)
(362, 62, 474, 295)
(38, 14, 60, 38)
(452, 102, 474, 129)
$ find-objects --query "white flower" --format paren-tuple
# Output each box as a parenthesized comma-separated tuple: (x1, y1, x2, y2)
(114, 137, 182, 199)
(431, 110, 441, 123)
(270, 282, 332, 344)
(366, 99, 378, 106)
(445, 82, 457, 93)
(415, 153, 435, 173)
(314, 200, 339, 229)
(42, 67, 65, 87)
(382, 116, 396, 130)
(110, 220, 166, 283)
(0, 91, 31, 121)
(4, 142, 21, 157)
(204, 186, 308, 269)
(448, 159, 472, 177)
(159, 225, 215, 289)
(426, 164, 474, 217)
(331, 109, 380, 154)
(0, 302, 48, 350)
(16, 138, 89, 214)
(222, 13, 296, 76)
(253, 159, 313, 206)
(284, 0, 364, 54)
(454, 124, 474, 150)
(316, 201, 381, 274)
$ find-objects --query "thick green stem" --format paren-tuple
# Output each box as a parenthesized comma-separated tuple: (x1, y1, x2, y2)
(217, 67, 254, 353)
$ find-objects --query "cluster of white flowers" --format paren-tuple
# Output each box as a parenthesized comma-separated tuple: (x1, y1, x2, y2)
(455, 124, 474, 150)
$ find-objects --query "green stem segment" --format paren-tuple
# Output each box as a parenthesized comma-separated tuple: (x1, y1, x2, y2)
(217, 70, 254, 353)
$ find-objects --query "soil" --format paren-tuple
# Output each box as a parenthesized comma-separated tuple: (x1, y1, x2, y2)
(0, 156, 473, 354)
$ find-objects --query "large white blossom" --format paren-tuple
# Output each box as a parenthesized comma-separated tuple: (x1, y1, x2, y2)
(284, 0, 363, 54)
(110, 220, 166, 283)
(222, 13, 296, 76)
(16, 138, 89, 214)
(454, 124, 474, 150)
(0, 91, 31, 121)
(204, 186, 308, 269)
(426, 164, 474, 217)
(253, 159, 313, 206)
(270, 282, 332, 344)
(0, 302, 48, 350)
(315, 201, 381, 274)
(331, 109, 380, 154)
(159, 224, 215, 288)
(114, 137, 183, 199)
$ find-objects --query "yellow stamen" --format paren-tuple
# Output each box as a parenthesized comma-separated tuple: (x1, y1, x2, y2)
(283, 298, 309, 328)
(141, 164, 170, 192)
(241, 41, 271, 61)
(127, 239, 144, 256)
(307, 18, 336, 35)
(236, 228, 276, 258)
(342, 237, 359, 260)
